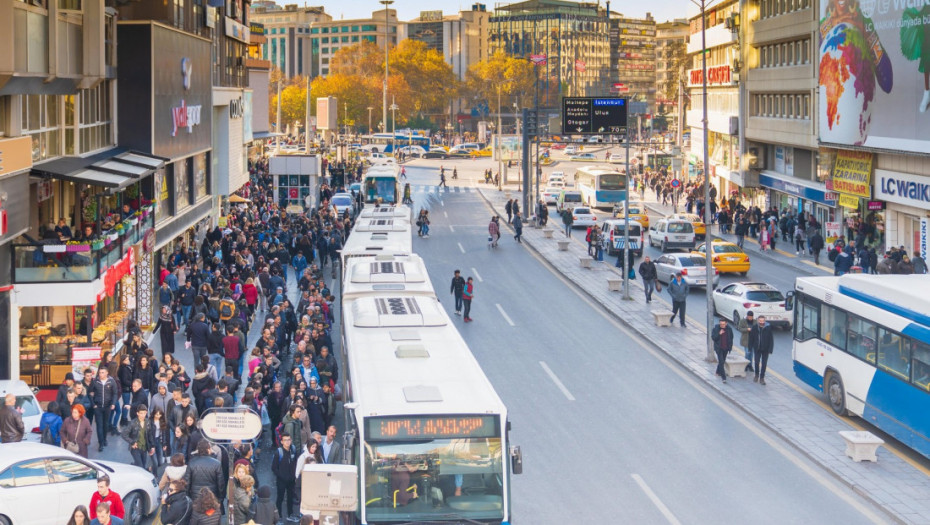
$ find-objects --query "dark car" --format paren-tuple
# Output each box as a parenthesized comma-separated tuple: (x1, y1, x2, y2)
(422, 151, 448, 159)
(446, 150, 472, 159)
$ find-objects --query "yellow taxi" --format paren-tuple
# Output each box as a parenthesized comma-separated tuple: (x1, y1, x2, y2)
(613, 202, 650, 229)
(669, 213, 706, 240)
(692, 240, 750, 275)
(470, 147, 493, 158)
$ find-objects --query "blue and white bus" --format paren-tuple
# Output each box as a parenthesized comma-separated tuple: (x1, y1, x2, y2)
(363, 132, 431, 153)
(363, 162, 400, 204)
(574, 165, 627, 210)
(788, 274, 930, 459)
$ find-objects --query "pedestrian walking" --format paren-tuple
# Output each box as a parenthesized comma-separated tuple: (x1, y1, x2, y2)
(738, 311, 755, 374)
(667, 272, 689, 327)
(505, 199, 513, 224)
(561, 208, 573, 237)
(61, 404, 92, 457)
(913, 251, 928, 274)
(513, 212, 524, 243)
(810, 230, 825, 266)
(462, 277, 474, 322)
(753, 316, 775, 385)
(271, 433, 299, 521)
(91, 368, 118, 452)
(89, 476, 125, 522)
(438, 170, 447, 188)
(450, 270, 465, 315)
(488, 216, 501, 248)
(160, 480, 192, 525)
(711, 318, 734, 383)
(121, 404, 151, 470)
(794, 226, 807, 255)
(638, 256, 658, 303)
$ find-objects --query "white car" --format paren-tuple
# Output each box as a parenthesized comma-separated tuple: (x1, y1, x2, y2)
(712, 282, 792, 328)
(548, 171, 566, 185)
(570, 153, 597, 161)
(654, 254, 720, 288)
(0, 380, 43, 443)
(571, 207, 597, 228)
(396, 145, 426, 157)
(542, 185, 564, 205)
(0, 442, 161, 525)
(564, 145, 579, 155)
(331, 192, 356, 217)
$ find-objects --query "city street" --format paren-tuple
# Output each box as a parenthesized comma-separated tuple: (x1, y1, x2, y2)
(397, 162, 886, 524)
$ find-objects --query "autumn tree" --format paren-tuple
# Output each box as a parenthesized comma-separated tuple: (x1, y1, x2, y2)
(389, 40, 460, 117)
(465, 51, 536, 115)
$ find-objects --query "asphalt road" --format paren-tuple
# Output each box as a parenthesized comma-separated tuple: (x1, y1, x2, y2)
(399, 162, 886, 524)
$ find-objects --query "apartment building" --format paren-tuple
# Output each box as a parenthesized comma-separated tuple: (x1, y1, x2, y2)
(609, 13, 656, 110)
(655, 19, 688, 136)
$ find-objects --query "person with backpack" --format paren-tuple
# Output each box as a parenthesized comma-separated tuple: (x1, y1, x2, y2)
(271, 433, 299, 521)
(40, 400, 63, 446)
(278, 404, 303, 452)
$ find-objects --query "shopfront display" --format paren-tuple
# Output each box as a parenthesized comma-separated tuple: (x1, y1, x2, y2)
(874, 169, 930, 253)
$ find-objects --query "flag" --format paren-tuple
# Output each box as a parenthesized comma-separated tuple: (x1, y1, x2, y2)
(574, 59, 586, 72)
(530, 54, 548, 66)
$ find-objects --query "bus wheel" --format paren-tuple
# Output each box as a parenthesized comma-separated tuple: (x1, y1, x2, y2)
(826, 372, 847, 416)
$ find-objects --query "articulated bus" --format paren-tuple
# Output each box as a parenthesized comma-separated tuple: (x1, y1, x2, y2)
(339, 253, 521, 524)
(363, 163, 400, 204)
(574, 165, 628, 209)
(788, 274, 930, 459)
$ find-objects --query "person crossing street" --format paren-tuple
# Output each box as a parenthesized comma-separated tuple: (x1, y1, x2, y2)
(450, 270, 466, 316)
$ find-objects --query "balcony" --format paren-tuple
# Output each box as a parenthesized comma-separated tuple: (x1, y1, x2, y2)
(13, 207, 154, 284)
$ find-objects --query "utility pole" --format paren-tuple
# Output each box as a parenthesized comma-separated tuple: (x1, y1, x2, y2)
(305, 76, 311, 152)
(275, 77, 282, 155)
(380, 0, 393, 140)
(497, 85, 503, 191)
(367, 106, 373, 134)
(622, 132, 632, 299)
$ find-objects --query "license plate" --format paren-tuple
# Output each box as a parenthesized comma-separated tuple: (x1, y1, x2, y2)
(675, 236, 686, 241)
(695, 279, 706, 284)
(727, 257, 740, 261)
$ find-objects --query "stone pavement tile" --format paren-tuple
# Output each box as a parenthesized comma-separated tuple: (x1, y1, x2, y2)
(479, 185, 930, 524)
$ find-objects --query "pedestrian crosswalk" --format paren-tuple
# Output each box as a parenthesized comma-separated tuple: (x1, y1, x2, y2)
(411, 185, 483, 193)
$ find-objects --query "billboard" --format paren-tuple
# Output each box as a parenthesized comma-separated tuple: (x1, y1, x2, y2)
(819, 0, 930, 153)
(492, 135, 522, 161)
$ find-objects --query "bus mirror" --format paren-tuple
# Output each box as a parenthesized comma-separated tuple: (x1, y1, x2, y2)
(785, 291, 795, 311)
(510, 446, 523, 475)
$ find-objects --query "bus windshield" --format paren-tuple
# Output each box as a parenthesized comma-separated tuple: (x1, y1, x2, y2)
(365, 177, 397, 204)
(598, 174, 625, 190)
(364, 437, 504, 521)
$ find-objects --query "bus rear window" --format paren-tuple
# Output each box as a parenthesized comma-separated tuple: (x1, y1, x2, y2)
(599, 175, 625, 190)
(564, 194, 582, 202)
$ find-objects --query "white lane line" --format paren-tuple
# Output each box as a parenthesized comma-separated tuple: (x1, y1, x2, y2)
(471, 268, 483, 282)
(450, 225, 456, 232)
(495, 303, 516, 327)
(631, 474, 682, 525)
(539, 361, 575, 401)
(440, 199, 445, 206)
(443, 211, 448, 218)
(457, 242, 465, 254)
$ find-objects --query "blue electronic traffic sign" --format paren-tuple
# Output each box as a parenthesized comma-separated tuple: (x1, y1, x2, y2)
(562, 97, 628, 135)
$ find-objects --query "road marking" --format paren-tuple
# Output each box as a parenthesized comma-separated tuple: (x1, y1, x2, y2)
(440, 199, 445, 207)
(495, 303, 515, 326)
(471, 268, 483, 282)
(539, 361, 575, 401)
(443, 211, 448, 218)
(631, 474, 681, 525)
(457, 242, 465, 254)
(450, 225, 456, 233)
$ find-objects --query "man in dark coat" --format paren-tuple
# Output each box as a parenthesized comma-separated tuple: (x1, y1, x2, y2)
(188, 439, 224, 500)
(638, 256, 658, 303)
(711, 318, 735, 383)
(753, 316, 775, 385)
(271, 433, 299, 520)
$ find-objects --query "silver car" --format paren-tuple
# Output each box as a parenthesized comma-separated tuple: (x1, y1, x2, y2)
(654, 253, 720, 288)
(331, 193, 356, 218)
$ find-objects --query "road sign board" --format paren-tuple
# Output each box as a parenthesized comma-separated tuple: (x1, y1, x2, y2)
(201, 409, 263, 442)
(562, 97, 628, 135)
(670, 179, 681, 188)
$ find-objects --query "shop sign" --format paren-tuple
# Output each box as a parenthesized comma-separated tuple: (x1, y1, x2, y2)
(225, 17, 250, 44)
(37, 180, 53, 203)
(824, 191, 838, 202)
(874, 169, 930, 210)
(142, 228, 156, 253)
(229, 97, 244, 119)
(0, 136, 32, 178)
(866, 200, 885, 211)
(201, 409, 262, 442)
(920, 218, 928, 259)
(688, 65, 732, 87)
(249, 22, 265, 36)
(217, 216, 228, 228)
(831, 151, 873, 199)
(825, 221, 842, 242)
(103, 247, 134, 299)
(838, 194, 860, 209)
(71, 347, 101, 378)
(171, 100, 203, 137)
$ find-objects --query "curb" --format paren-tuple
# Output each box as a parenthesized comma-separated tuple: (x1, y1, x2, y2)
(476, 187, 910, 525)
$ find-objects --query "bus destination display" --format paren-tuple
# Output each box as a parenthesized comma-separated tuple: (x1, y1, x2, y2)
(367, 415, 499, 440)
(562, 97, 628, 135)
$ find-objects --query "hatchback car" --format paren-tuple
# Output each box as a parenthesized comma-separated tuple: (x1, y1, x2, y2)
(548, 171, 566, 185)
(693, 240, 750, 275)
(0, 380, 43, 443)
(571, 207, 597, 228)
(668, 213, 707, 240)
(0, 442, 160, 525)
(712, 282, 792, 328)
(543, 185, 564, 205)
(654, 254, 720, 288)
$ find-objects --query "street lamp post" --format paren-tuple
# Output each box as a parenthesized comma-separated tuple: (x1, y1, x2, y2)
(691, 0, 717, 363)
(380, 0, 393, 142)
(497, 86, 503, 191)
(367, 106, 373, 135)
(390, 96, 399, 155)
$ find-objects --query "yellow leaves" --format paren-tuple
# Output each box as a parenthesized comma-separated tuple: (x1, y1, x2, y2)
(465, 51, 536, 108)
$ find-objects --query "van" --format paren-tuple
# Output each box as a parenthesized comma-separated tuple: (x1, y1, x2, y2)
(557, 190, 583, 212)
(450, 143, 481, 154)
(603, 219, 644, 256)
(648, 218, 696, 252)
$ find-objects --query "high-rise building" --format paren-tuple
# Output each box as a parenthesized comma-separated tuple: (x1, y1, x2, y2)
(609, 13, 656, 110)
(308, 8, 399, 79)
(247, 20, 274, 153)
(489, 0, 610, 104)
(401, 5, 490, 81)
(655, 19, 688, 135)
(249, 3, 331, 78)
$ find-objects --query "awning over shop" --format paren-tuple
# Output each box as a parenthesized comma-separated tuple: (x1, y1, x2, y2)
(31, 149, 168, 191)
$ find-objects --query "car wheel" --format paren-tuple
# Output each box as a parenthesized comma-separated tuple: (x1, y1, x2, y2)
(826, 371, 848, 416)
(0, 515, 11, 525)
(732, 310, 741, 325)
(123, 491, 145, 525)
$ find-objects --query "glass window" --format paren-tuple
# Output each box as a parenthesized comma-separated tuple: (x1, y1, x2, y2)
(797, 296, 819, 341)
(846, 316, 877, 362)
(48, 459, 96, 483)
(351, 25, 359, 32)
(154, 167, 170, 222)
(876, 328, 909, 379)
(8, 460, 49, 487)
(174, 159, 190, 212)
(820, 304, 848, 349)
(0, 467, 13, 488)
(910, 340, 930, 390)
(195, 153, 208, 200)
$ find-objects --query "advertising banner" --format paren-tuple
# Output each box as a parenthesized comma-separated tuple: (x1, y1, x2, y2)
(492, 135, 522, 161)
(819, 0, 930, 153)
(874, 168, 930, 209)
(831, 150, 873, 198)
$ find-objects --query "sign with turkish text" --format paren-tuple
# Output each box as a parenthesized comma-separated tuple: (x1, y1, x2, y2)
(920, 218, 928, 258)
(866, 200, 884, 210)
(71, 347, 102, 379)
(202, 409, 263, 442)
(562, 97, 628, 134)
(688, 65, 732, 87)
(225, 17, 250, 44)
(831, 150, 872, 199)
(838, 193, 860, 209)
(873, 169, 930, 210)
(249, 22, 265, 35)
(826, 221, 842, 241)
(574, 59, 586, 72)
(530, 54, 548, 65)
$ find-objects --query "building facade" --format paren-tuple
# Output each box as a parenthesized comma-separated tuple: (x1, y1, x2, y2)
(609, 13, 655, 110)
(402, 5, 490, 81)
(249, 3, 331, 78)
(655, 19, 688, 136)
(489, 0, 610, 104)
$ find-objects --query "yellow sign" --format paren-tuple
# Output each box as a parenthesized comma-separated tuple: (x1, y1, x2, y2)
(832, 151, 873, 199)
(217, 216, 227, 228)
(0, 136, 33, 177)
(838, 194, 860, 209)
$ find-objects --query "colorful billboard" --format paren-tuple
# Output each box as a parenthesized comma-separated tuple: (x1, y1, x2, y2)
(819, 0, 930, 153)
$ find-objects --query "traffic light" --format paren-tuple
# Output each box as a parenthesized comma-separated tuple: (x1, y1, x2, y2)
(523, 109, 540, 137)
(330, 167, 345, 189)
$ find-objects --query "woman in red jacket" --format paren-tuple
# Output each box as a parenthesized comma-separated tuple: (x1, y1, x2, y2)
(242, 277, 258, 315)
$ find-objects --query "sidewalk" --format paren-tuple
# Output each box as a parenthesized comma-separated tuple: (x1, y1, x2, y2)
(479, 185, 930, 524)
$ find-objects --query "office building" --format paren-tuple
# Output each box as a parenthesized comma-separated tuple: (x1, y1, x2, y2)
(609, 13, 656, 109)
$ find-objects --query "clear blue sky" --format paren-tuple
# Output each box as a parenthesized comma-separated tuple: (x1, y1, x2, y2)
(319, 0, 688, 25)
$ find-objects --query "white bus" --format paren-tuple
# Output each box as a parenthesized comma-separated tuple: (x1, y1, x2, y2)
(341, 254, 436, 302)
(574, 165, 628, 209)
(788, 274, 930, 459)
(357, 204, 411, 220)
(340, 226, 412, 270)
(364, 163, 400, 204)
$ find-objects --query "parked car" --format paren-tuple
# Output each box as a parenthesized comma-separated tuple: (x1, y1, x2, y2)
(570, 153, 597, 161)
(654, 253, 720, 288)
(612, 202, 650, 229)
(713, 282, 791, 328)
(571, 207, 597, 228)
(396, 145, 426, 157)
(331, 192, 356, 218)
(668, 213, 707, 240)
(693, 240, 751, 275)
(422, 149, 448, 159)
(0, 442, 161, 525)
(0, 380, 43, 443)
(648, 218, 696, 252)
(449, 143, 481, 155)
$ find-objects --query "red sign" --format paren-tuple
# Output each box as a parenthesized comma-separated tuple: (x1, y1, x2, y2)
(142, 228, 156, 253)
(867, 200, 885, 210)
(289, 188, 298, 199)
(102, 247, 134, 299)
(689, 65, 732, 86)
(574, 59, 586, 72)
(530, 54, 548, 66)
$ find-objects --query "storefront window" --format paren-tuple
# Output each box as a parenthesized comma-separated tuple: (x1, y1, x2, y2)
(195, 152, 208, 200)
(843, 205, 884, 251)
(175, 159, 191, 212)
(154, 167, 171, 222)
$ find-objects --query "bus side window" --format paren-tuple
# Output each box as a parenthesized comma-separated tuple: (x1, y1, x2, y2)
(846, 316, 877, 363)
(819, 304, 847, 350)
(797, 298, 819, 341)
(910, 341, 930, 389)
(877, 328, 908, 379)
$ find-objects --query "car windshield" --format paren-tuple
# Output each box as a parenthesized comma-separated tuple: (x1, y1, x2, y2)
(332, 197, 352, 206)
(612, 225, 641, 235)
(746, 290, 784, 302)
(15, 395, 41, 417)
(574, 208, 591, 215)
(713, 244, 743, 254)
(667, 222, 693, 233)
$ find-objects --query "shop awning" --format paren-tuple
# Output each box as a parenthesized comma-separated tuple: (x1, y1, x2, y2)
(31, 149, 168, 191)
(228, 195, 251, 203)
